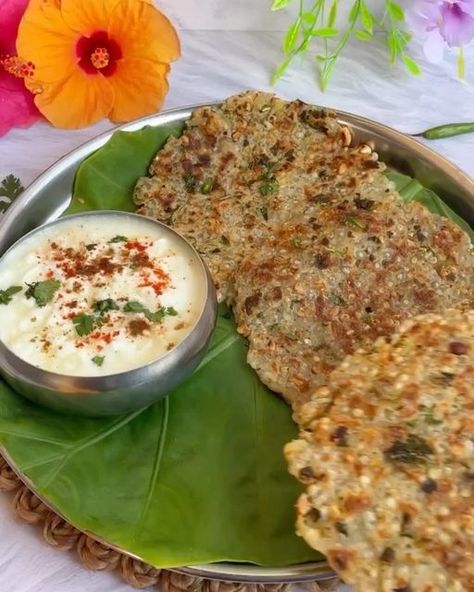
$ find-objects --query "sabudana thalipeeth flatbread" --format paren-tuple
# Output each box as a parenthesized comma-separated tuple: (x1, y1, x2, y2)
(285, 309, 474, 592)
(134, 91, 474, 411)
(233, 191, 474, 411)
(133, 90, 385, 304)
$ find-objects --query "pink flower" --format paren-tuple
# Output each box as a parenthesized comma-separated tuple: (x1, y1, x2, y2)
(0, 0, 42, 138)
(407, 0, 474, 62)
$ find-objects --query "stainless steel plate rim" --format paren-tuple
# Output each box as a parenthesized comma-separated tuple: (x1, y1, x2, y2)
(0, 101, 472, 584)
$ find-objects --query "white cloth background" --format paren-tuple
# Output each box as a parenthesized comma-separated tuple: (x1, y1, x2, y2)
(0, 2, 473, 591)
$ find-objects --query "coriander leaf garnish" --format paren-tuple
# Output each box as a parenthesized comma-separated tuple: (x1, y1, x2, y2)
(108, 235, 128, 243)
(123, 301, 147, 314)
(183, 174, 197, 192)
(385, 434, 433, 465)
(0, 175, 24, 212)
(329, 293, 346, 306)
(0, 285, 22, 305)
(123, 301, 178, 323)
(259, 179, 279, 196)
(72, 313, 95, 336)
(200, 178, 214, 194)
(85, 243, 98, 251)
(93, 299, 119, 315)
(345, 215, 367, 230)
(25, 279, 60, 307)
(145, 309, 167, 323)
(92, 355, 105, 367)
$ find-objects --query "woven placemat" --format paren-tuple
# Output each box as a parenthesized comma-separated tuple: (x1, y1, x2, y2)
(0, 455, 339, 591)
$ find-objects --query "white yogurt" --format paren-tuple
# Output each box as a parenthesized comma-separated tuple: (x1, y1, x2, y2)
(0, 215, 206, 376)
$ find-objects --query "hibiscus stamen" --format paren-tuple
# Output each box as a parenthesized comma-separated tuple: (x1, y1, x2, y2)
(90, 47, 110, 70)
(0, 55, 35, 79)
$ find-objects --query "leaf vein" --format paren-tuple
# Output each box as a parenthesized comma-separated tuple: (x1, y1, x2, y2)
(133, 397, 169, 540)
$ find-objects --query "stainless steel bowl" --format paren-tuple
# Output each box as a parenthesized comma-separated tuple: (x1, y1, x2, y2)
(0, 211, 217, 417)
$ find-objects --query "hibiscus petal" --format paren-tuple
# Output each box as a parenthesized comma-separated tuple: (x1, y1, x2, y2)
(16, 0, 79, 84)
(440, 2, 474, 46)
(61, 0, 121, 36)
(0, 75, 42, 137)
(32, 69, 114, 128)
(108, 0, 180, 64)
(106, 58, 169, 123)
(2, 0, 31, 55)
(423, 30, 446, 62)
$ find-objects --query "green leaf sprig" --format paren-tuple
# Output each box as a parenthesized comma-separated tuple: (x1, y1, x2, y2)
(0, 286, 22, 305)
(123, 300, 178, 323)
(272, 0, 420, 90)
(73, 313, 97, 337)
(73, 299, 120, 337)
(25, 279, 61, 307)
(108, 235, 128, 243)
(0, 175, 24, 213)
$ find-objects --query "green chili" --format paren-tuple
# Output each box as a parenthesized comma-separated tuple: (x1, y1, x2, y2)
(416, 122, 474, 140)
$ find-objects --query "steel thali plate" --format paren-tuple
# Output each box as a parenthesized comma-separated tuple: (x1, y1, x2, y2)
(0, 103, 472, 583)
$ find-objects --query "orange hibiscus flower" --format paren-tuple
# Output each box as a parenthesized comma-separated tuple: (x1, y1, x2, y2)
(16, 0, 180, 128)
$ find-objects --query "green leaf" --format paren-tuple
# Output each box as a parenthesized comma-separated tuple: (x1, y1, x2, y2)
(93, 299, 119, 315)
(311, 27, 339, 37)
(259, 179, 279, 196)
(349, 1, 360, 23)
(301, 11, 316, 29)
(320, 54, 338, 90)
(108, 235, 128, 243)
(144, 308, 167, 323)
(0, 286, 22, 305)
(67, 125, 184, 214)
(360, 1, 373, 34)
(328, 0, 338, 27)
(183, 173, 197, 192)
(0, 174, 24, 200)
(200, 178, 214, 194)
(387, 31, 398, 62)
(0, 307, 318, 567)
(387, 1, 404, 21)
(123, 301, 176, 323)
(272, 54, 293, 84)
(72, 313, 96, 336)
(123, 300, 148, 314)
(92, 355, 105, 367)
(0, 175, 24, 213)
(25, 279, 61, 307)
(259, 205, 269, 220)
(272, 0, 292, 10)
(402, 54, 421, 76)
(356, 30, 373, 41)
(283, 18, 301, 53)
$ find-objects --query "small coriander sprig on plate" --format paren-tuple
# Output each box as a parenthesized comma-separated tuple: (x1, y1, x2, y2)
(271, 0, 420, 89)
(0, 174, 24, 213)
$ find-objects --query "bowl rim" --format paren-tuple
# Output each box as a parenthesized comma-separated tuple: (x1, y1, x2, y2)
(0, 209, 215, 385)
